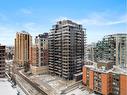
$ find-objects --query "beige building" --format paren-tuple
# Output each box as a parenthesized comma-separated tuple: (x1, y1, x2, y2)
(14, 31, 32, 71)
(30, 65, 48, 74)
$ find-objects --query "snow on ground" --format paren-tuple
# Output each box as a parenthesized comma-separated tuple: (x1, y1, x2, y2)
(0, 78, 26, 95)
(0, 78, 17, 95)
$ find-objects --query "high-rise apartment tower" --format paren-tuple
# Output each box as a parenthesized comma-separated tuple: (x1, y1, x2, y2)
(14, 31, 32, 71)
(94, 33, 127, 68)
(49, 20, 86, 80)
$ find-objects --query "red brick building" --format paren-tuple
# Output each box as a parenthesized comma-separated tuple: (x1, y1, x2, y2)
(83, 65, 127, 95)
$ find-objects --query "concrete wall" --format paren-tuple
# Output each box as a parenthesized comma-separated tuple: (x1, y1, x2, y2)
(31, 65, 48, 75)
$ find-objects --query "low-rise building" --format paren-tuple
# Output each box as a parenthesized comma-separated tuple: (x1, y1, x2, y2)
(30, 65, 48, 75)
(82, 62, 127, 95)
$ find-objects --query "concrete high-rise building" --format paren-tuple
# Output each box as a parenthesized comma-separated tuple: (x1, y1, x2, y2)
(86, 43, 96, 61)
(35, 33, 48, 66)
(0, 45, 6, 78)
(14, 31, 32, 71)
(115, 34, 127, 68)
(48, 20, 86, 80)
(94, 33, 127, 68)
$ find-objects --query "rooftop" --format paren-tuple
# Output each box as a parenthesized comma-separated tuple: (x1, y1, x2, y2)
(84, 65, 127, 75)
(104, 33, 127, 38)
(30, 74, 74, 95)
(112, 66, 127, 75)
(17, 31, 30, 35)
(28, 73, 96, 95)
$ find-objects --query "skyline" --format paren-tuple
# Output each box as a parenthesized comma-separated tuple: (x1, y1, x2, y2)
(0, 0, 126, 46)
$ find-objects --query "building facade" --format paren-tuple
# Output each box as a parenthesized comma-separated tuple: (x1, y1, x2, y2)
(94, 34, 127, 68)
(83, 64, 127, 95)
(0, 45, 6, 78)
(30, 45, 38, 65)
(14, 31, 32, 71)
(86, 43, 96, 61)
(48, 20, 86, 80)
(6, 46, 14, 60)
(35, 33, 48, 66)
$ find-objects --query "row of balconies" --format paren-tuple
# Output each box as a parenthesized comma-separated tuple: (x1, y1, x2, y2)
(62, 74, 69, 78)
(50, 36, 83, 41)
(55, 32, 62, 35)
(49, 59, 54, 62)
(62, 41, 71, 44)
(0, 69, 5, 71)
(0, 60, 5, 63)
(55, 61, 61, 63)
(0, 65, 5, 68)
(49, 64, 54, 67)
(0, 51, 5, 54)
(62, 71, 69, 75)
(55, 71, 62, 75)
(75, 69, 82, 73)
(0, 64, 5, 67)
(49, 69, 54, 73)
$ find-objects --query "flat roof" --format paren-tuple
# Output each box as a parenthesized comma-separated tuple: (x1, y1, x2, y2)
(84, 65, 127, 75)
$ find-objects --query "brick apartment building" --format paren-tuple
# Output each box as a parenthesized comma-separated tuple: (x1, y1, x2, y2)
(82, 63, 127, 95)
